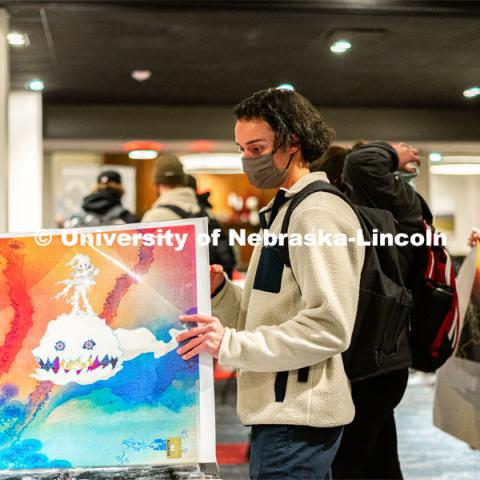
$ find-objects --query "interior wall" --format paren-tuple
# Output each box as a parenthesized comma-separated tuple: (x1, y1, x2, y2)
(44, 104, 480, 143)
(429, 173, 480, 256)
(410, 158, 430, 202)
(45, 151, 103, 228)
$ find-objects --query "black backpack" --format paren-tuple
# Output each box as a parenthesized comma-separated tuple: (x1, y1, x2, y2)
(271, 180, 413, 383)
(407, 195, 459, 372)
(161, 204, 236, 279)
(64, 205, 129, 228)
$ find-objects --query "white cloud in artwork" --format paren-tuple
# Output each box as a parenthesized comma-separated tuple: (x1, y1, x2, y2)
(31, 253, 184, 386)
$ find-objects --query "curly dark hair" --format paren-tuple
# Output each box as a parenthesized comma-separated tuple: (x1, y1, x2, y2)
(234, 88, 335, 164)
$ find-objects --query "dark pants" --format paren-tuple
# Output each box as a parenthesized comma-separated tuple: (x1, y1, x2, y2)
(332, 368, 409, 479)
(250, 424, 343, 480)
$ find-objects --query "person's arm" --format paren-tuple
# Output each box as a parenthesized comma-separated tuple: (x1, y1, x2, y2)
(217, 195, 365, 372)
(344, 141, 422, 223)
(175, 266, 244, 360)
(211, 274, 243, 330)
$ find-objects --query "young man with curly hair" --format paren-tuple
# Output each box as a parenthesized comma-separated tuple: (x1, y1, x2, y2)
(176, 88, 365, 479)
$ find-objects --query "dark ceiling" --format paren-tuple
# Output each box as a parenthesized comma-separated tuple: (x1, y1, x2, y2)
(2, 1, 480, 108)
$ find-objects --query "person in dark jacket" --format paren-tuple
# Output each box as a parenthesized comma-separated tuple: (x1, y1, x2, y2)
(311, 141, 422, 479)
(64, 170, 139, 228)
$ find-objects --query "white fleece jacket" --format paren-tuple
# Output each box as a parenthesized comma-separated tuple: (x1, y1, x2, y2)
(212, 172, 365, 427)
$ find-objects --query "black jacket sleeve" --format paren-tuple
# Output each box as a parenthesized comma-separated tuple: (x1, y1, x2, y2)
(343, 141, 423, 229)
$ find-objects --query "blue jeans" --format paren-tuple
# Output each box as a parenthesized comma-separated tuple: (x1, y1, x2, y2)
(249, 424, 343, 480)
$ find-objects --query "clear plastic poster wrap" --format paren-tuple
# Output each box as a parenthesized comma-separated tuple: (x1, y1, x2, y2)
(434, 246, 480, 449)
(0, 219, 216, 472)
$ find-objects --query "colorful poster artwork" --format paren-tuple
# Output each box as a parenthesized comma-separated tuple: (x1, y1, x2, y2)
(0, 220, 215, 471)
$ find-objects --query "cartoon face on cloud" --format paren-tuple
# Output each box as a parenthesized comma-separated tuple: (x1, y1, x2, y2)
(32, 254, 184, 386)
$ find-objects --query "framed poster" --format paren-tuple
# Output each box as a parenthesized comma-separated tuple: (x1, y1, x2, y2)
(0, 219, 216, 473)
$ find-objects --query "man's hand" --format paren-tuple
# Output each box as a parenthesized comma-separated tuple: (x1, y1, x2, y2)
(468, 227, 480, 247)
(391, 142, 421, 172)
(210, 264, 225, 295)
(176, 314, 225, 360)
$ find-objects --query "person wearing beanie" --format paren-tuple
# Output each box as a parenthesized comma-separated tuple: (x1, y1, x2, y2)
(142, 153, 201, 222)
(64, 169, 139, 228)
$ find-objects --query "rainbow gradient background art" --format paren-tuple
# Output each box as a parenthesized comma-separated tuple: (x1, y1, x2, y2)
(0, 223, 202, 469)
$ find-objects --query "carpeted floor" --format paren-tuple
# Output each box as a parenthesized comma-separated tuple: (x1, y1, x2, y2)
(215, 374, 480, 480)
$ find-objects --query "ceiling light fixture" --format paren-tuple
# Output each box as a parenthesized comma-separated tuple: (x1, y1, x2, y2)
(179, 153, 243, 174)
(276, 84, 295, 91)
(330, 40, 352, 54)
(131, 70, 152, 82)
(128, 149, 158, 160)
(7, 32, 30, 47)
(428, 152, 443, 162)
(430, 163, 480, 175)
(463, 86, 480, 98)
(26, 79, 44, 91)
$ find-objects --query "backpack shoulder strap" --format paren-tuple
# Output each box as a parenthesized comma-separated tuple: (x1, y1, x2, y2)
(160, 204, 192, 219)
(415, 193, 433, 225)
(278, 181, 353, 267)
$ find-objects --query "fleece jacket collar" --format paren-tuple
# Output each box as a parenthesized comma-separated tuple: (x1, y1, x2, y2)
(260, 171, 330, 213)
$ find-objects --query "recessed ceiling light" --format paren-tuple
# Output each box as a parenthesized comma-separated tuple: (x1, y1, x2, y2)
(429, 152, 443, 162)
(330, 40, 352, 54)
(128, 149, 158, 160)
(7, 32, 30, 47)
(26, 79, 44, 91)
(131, 70, 152, 82)
(463, 86, 480, 98)
(276, 84, 295, 91)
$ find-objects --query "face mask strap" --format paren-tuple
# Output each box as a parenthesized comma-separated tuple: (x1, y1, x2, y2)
(271, 141, 295, 171)
(271, 143, 282, 156)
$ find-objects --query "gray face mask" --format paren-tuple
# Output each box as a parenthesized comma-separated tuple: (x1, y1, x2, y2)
(241, 148, 294, 189)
